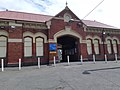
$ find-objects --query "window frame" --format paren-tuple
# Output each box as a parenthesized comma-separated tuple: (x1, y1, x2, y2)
(0, 35, 8, 58)
(113, 39, 118, 54)
(35, 37, 44, 57)
(107, 39, 113, 54)
(24, 36, 33, 57)
(87, 39, 93, 55)
(94, 39, 100, 55)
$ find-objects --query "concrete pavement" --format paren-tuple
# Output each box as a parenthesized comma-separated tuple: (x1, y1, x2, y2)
(0, 61, 120, 90)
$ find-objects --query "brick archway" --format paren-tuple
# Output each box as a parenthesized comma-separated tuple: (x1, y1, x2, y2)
(57, 35, 80, 62)
(54, 29, 82, 43)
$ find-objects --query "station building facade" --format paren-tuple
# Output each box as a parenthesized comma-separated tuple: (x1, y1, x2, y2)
(0, 6, 120, 66)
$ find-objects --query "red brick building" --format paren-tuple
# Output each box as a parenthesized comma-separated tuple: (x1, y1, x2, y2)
(0, 6, 120, 66)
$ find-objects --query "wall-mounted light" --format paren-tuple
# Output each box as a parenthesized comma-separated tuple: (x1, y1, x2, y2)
(78, 22, 82, 25)
(11, 25, 16, 29)
(77, 22, 83, 28)
(0, 26, 5, 29)
(102, 31, 105, 35)
(69, 19, 74, 23)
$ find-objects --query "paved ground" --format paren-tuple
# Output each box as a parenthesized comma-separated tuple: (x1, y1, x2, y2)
(1, 61, 120, 90)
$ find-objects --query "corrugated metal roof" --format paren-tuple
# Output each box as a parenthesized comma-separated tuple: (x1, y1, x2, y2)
(0, 11, 53, 22)
(82, 20, 119, 29)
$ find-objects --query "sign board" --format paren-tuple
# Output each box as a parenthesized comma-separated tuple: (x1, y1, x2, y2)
(49, 44, 56, 52)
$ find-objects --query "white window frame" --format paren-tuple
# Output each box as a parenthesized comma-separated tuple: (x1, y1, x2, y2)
(94, 39, 99, 54)
(87, 39, 92, 55)
(36, 37, 44, 56)
(24, 37, 32, 57)
(0, 36, 7, 57)
(107, 39, 112, 54)
(113, 40, 117, 54)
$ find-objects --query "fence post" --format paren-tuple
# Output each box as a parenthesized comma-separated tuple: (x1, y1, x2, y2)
(105, 54, 107, 63)
(19, 58, 21, 70)
(80, 55, 83, 64)
(93, 54, 96, 64)
(53, 56, 56, 67)
(38, 57, 40, 68)
(1, 59, 4, 72)
(67, 55, 70, 65)
(115, 53, 118, 63)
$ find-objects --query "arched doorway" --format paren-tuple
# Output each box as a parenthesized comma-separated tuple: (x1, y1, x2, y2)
(57, 35, 80, 62)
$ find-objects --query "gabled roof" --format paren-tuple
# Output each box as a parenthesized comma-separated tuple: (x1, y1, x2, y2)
(54, 6, 80, 20)
(82, 20, 119, 29)
(0, 11, 53, 22)
(0, 10, 119, 29)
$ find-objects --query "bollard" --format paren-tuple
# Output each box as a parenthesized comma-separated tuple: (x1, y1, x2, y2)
(19, 58, 21, 70)
(80, 55, 83, 65)
(53, 56, 56, 67)
(105, 54, 107, 63)
(38, 57, 40, 68)
(93, 54, 96, 64)
(115, 53, 118, 63)
(67, 55, 70, 65)
(1, 59, 4, 72)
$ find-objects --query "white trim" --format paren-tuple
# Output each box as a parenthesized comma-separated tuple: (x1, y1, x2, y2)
(46, 21, 51, 29)
(54, 29, 82, 43)
(23, 31, 34, 37)
(23, 31, 47, 43)
(105, 36, 112, 41)
(86, 35, 93, 40)
(8, 39, 22, 42)
(0, 30, 8, 36)
(9, 22, 22, 27)
(34, 32, 47, 43)
(93, 36, 101, 44)
(112, 37, 120, 44)
(105, 37, 112, 44)
(81, 40, 86, 43)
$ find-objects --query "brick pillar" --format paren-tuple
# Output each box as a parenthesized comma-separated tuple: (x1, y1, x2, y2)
(7, 27, 23, 64)
(32, 43, 36, 56)
(80, 43, 88, 60)
(44, 43, 49, 64)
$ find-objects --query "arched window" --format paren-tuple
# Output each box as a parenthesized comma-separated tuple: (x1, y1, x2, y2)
(107, 39, 112, 54)
(87, 39, 92, 55)
(0, 36, 7, 57)
(113, 39, 118, 54)
(36, 38, 43, 56)
(24, 37, 32, 57)
(94, 39, 100, 54)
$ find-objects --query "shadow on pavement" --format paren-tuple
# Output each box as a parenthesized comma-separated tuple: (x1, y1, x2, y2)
(83, 66, 120, 74)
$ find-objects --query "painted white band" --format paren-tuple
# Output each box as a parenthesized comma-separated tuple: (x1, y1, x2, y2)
(8, 39, 22, 42)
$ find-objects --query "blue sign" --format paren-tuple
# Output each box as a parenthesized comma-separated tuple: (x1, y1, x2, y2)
(49, 44, 56, 51)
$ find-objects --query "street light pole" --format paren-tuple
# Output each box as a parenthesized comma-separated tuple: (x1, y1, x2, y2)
(102, 30, 106, 60)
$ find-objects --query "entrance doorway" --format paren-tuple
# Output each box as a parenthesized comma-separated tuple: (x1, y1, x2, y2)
(57, 35, 80, 62)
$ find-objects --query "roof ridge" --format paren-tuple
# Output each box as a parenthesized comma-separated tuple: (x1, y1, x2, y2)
(82, 19, 119, 29)
(0, 10, 53, 17)
(93, 20, 117, 28)
(0, 10, 53, 22)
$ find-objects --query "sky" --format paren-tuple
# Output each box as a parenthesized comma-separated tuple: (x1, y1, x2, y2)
(0, 0, 120, 28)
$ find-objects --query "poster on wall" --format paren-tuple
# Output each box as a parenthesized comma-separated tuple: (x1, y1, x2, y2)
(49, 43, 57, 53)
